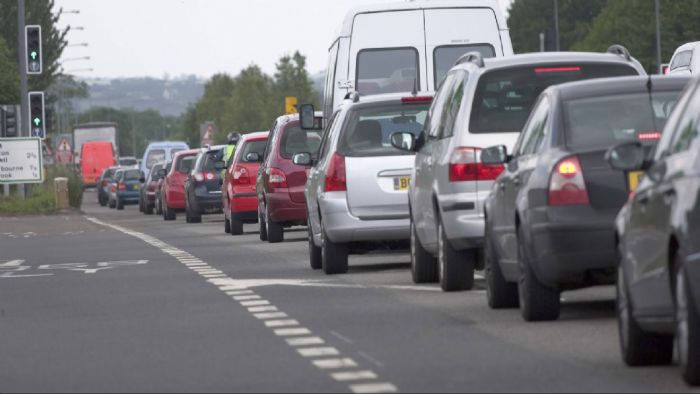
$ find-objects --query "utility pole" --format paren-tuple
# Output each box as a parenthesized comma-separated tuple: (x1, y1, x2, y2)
(655, 0, 662, 73)
(553, 0, 560, 51)
(17, 0, 28, 198)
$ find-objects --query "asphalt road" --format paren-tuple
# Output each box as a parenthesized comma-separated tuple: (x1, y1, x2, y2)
(1, 190, 698, 393)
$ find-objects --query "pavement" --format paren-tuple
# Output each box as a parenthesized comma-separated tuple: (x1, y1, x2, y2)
(0, 190, 698, 393)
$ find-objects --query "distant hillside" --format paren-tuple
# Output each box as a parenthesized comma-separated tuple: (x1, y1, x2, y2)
(73, 76, 206, 117)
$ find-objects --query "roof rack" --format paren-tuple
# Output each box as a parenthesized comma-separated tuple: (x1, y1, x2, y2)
(344, 91, 360, 103)
(455, 51, 484, 68)
(607, 45, 631, 61)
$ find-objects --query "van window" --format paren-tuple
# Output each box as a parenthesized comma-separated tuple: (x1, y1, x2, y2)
(469, 63, 638, 134)
(671, 50, 693, 70)
(281, 125, 322, 159)
(324, 42, 340, 118)
(356, 48, 419, 95)
(337, 102, 430, 157)
(434, 45, 496, 86)
(146, 149, 166, 169)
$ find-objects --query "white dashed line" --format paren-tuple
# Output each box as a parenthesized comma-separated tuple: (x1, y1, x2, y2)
(226, 290, 254, 296)
(254, 312, 289, 320)
(286, 337, 325, 346)
(274, 328, 312, 336)
(264, 319, 299, 328)
(331, 371, 378, 382)
(233, 295, 262, 301)
(297, 347, 340, 357)
(312, 358, 358, 369)
(350, 383, 398, 393)
(248, 306, 278, 313)
(240, 300, 270, 307)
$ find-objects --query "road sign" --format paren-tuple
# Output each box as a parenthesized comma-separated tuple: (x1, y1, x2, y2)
(0, 138, 43, 184)
(25, 25, 42, 75)
(285, 96, 298, 114)
(55, 136, 73, 164)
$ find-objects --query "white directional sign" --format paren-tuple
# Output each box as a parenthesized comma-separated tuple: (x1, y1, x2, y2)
(0, 138, 43, 184)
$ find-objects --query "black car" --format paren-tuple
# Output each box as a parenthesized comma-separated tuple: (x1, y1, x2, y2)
(609, 76, 700, 386)
(139, 162, 165, 215)
(97, 166, 119, 207)
(184, 146, 225, 223)
(482, 75, 689, 322)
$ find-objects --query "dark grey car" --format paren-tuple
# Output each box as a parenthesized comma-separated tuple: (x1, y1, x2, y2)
(611, 76, 700, 386)
(482, 76, 689, 322)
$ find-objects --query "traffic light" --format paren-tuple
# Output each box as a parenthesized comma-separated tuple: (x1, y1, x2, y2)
(0, 105, 18, 138)
(28, 92, 46, 139)
(25, 25, 42, 74)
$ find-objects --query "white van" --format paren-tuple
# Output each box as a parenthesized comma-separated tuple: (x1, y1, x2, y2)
(321, 0, 513, 118)
(668, 41, 699, 76)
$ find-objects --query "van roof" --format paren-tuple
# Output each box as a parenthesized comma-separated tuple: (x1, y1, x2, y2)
(673, 41, 700, 54)
(550, 75, 691, 102)
(335, 0, 506, 39)
(146, 141, 189, 148)
(456, 51, 646, 74)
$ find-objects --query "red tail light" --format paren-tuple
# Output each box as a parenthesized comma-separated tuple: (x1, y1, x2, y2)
(118, 181, 126, 191)
(548, 156, 590, 206)
(402, 96, 433, 103)
(638, 131, 662, 141)
(448, 147, 504, 182)
(233, 166, 250, 185)
(111, 185, 116, 193)
(535, 66, 581, 73)
(325, 153, 347, 192)
(268, 168, 288, 189)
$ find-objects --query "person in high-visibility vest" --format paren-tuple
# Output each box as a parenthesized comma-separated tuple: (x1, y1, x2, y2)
(222, 132, 242, 178)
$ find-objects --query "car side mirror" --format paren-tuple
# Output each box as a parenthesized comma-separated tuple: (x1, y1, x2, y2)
(214, 161, 226, 171)
(246, 152, 261, 162)
(481, 145, 509, 165)
(292, 152, 312, 166)
(390, 132, 417, 152)
(606, 142, 646, 171)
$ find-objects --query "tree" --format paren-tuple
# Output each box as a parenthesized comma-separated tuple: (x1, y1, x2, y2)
(222, 65, 275, 140)
(0, 37, 19, 104)
(274, 51, 319, 111)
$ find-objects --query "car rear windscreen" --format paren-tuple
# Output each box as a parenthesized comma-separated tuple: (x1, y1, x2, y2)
(469, 64, 639, 134)
(241, 140, 267, 163)
(124, 170, 141, 181)
(281, 126, 322, 159)
(338, 102, 430, 157)
(356, 48, 419, 95)
(120, 158, 138, 166)
(176, 156, 196, 173)
(103, 168, 116, 179)
(564, 90, 682, 149)
(201, 150, 222, 172)
(434, 45, 496, 86)
(146, 149, 166, 169)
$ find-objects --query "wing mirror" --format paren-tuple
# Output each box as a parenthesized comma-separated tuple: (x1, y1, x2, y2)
(299, 104, 323, 130)
(292, 152, 313, 166)
(481, 145, 509, 165)
(606, 142, 647, 171)
(390, 132, 417, 152)
(245, 152, 261, 162)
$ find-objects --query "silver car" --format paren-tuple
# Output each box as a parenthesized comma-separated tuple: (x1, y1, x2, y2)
(298, 92, 434, 274)
(393, 46, 646, 292)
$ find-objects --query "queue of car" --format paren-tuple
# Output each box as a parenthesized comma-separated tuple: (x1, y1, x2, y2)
(90, 0, 700, 386)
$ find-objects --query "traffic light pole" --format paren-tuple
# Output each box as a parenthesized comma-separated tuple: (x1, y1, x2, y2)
(17, 0, 28, 198)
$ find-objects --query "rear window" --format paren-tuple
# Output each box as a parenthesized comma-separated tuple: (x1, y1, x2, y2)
(124, 170, 141, 181)
(201, 150, 222, 172)
(175, 155, 196, 173)
(103, 168, 116, 179)
(470, 64, 639, 134)
(338, 102, 431, 157)
(119, 158, 138, 166)
(241, 140, 267, 163)
(671, 50, 693, 70)
(434, 45, 496, 86)
(564, 90, 682, 149)
(281, 125, 322, 159)
(146, 149, 166, 169)
(356, 48, 419, 95)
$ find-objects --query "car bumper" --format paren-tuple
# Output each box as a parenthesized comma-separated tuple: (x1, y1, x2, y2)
(526, 206, 618, 288)
(232, 193, 257, 214)
(233, 210, 258, 223)
(192, 190, 223, 213)
(438, 190, 488, 250)
(116, 191, 140, 203)
(267, 192, 307, 223)
(320, 191, 409, 244)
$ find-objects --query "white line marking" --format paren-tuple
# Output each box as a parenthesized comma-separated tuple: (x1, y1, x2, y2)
(297, 347, 340, 357)
(286, 336, 325, 346)
(331, 371, 378, 382)
(264, 319, 299, 328)
(233, 295, 261, 301)
(330, 330, 354, 344)
(225, 290, 254, 296)
(254, 312, 288, 320)
(240, 300, 270, 307)
(248, 306, 278, 313)
(274, 328, 311, 336)
(358, 351, 384, 368)
(218, 285, 249, 291)
(349, 383, 398, 393)
(312, 358, 358, 370)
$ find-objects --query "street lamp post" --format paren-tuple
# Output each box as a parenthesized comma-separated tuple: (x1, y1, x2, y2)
(655, 0, 662, 73)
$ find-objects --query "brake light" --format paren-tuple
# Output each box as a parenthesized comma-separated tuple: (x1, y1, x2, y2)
(548, 156, 589, 206)
(111, 184, 116, 193)
(268, 168, 288, 189)
(193, 173, 204, 182)
(401, 96, 433, 103)
(638, 131, 662, 141)
(448, 147, 504, 182)
(118, 181, 126, 191)
(233, 166, 250, 185)
(535, 66, 581, 73)
(325, 153, 347, 192)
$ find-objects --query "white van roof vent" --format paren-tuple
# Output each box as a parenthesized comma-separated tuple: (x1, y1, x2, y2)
(607, 45, 632, 61)
(455, 51, 485, 68)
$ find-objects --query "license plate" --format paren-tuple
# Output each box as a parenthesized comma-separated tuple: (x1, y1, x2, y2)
(628, 171, 644, 191)
(133, 184, 140, 190)
(393, 176, 410, 191)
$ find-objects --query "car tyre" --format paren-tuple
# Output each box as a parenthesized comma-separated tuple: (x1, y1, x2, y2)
(322, 223, 348, 275)
(116, 197, 124, 210)
(410, 219, 438, 283)
(156, 196, 163, 215)
(267, 220, 284, 243)
(676, 261, 700, 385)
(259, 210, 268, 241)
(163, 199, 176, 221)
(485, 234, 519, 309)
(109, 198, 116, 209)
(618, 265, 673, 366)
(144, 203, 154, 215)
(438, 220, 474, 292)
(308, 224, 322, 270)
(231, 213, 244, 235)
(518, 226, 560, 322)
(224, 215, 231, 234)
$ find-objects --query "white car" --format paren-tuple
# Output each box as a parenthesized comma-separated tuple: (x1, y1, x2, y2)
(668, 41, 699, 76)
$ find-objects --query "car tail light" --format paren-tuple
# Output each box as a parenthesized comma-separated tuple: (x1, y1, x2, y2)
(448, 147, 504, 182)
(233, 166, 250, 185)
(118, 181, 126, 191)
(534, 66, 581, 73)
(638, 131, 662, 141)
(193, 173, 204, 182)
(325, 153, 347, 192)
(401, 96, 433, 103)
(268, 168, 288, 189)
(111, 184, 116, 193)
(548, 156, 590, 206)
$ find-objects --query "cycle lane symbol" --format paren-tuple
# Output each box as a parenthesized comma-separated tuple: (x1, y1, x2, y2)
(0, 260, 149, 278)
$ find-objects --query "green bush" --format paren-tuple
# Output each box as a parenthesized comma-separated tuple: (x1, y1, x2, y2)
(0, 165, 83, 214)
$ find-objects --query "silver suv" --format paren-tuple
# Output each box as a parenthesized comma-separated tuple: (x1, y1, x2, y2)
(297, 92, 433, 274)
(393, 46, 646, 292)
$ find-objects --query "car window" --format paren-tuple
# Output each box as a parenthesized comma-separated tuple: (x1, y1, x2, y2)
(170, 148, 185, 158)
(564, 90, 683, 150)
(201, 151, 221, 172)
(434, 44, 495, 86)
(280, 124, 322, 159)
(442, 70, 468, 139)
(240, 140, 267, 163)
(470, 63, 639, 134)
(114, 171, 123, 181)
(145, 149, 166, 169)
(175, 155, 196, 173)
(517, 96, 550, 156)
(427, 72, 457, 139)
(671, 50, 693, 70)
(318, 112, 340, 162)
(262, 121, 278, 162)
(124, 170, 141, 181)
(356, 48, 420, 95)
(668, 90, 700, 154)
(149, 164, 163, 181)
(337, 101, 431, 157)
(103, 168, 116, 179)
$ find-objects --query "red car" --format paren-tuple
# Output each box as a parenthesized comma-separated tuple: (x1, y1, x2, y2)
(161, 149, 198, 221)
(256, 114, 322, 243)
(222, 132, 269, 235)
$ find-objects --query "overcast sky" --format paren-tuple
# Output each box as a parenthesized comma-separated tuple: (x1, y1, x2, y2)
(53, 0, 513, 79)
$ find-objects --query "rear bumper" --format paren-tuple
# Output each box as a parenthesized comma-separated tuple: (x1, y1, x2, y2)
(116, 191, 140, 203)
(232, 193, 257, 214)
(192, 190, 223, 214)
(233, 210, 258, 223)
(267, 192, 307, 224)
(320, 191, 409, 244)
(437, 189, 489, 251)
(526, 206, 618, 288)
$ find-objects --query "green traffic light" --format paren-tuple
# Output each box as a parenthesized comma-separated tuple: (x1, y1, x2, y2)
(33, 117, 41, 126)
(30, 51, 37, 60)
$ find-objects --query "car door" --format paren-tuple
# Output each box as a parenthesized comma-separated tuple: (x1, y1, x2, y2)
(307, 111, 342, 239)
(412, 72, 458, 251)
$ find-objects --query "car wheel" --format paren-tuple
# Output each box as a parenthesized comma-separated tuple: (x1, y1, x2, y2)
(259, 210, 268, 241)
(109, 198, 116, 209)
(163, 199, 176, 221)
(618, 265, 673, 366)
(437, 219, 474, 292)
(410, 219, 438, 283)
(231, 213, 244, 236)
(99, 195, 107, 207)
(156, 197, 162, 215)
(224, 214, 231, 234)
(139, 196, 144, 213)
(485, 233, 519, 309)
(144, 203, 154, 215)
(308, 224, 322, 270)
(517, 226, 560, 322)
(116, 197, 124, 210)
(676, 261, 700, 384)
(267, 220, 284, 243)
(322, 223, 348, 275)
